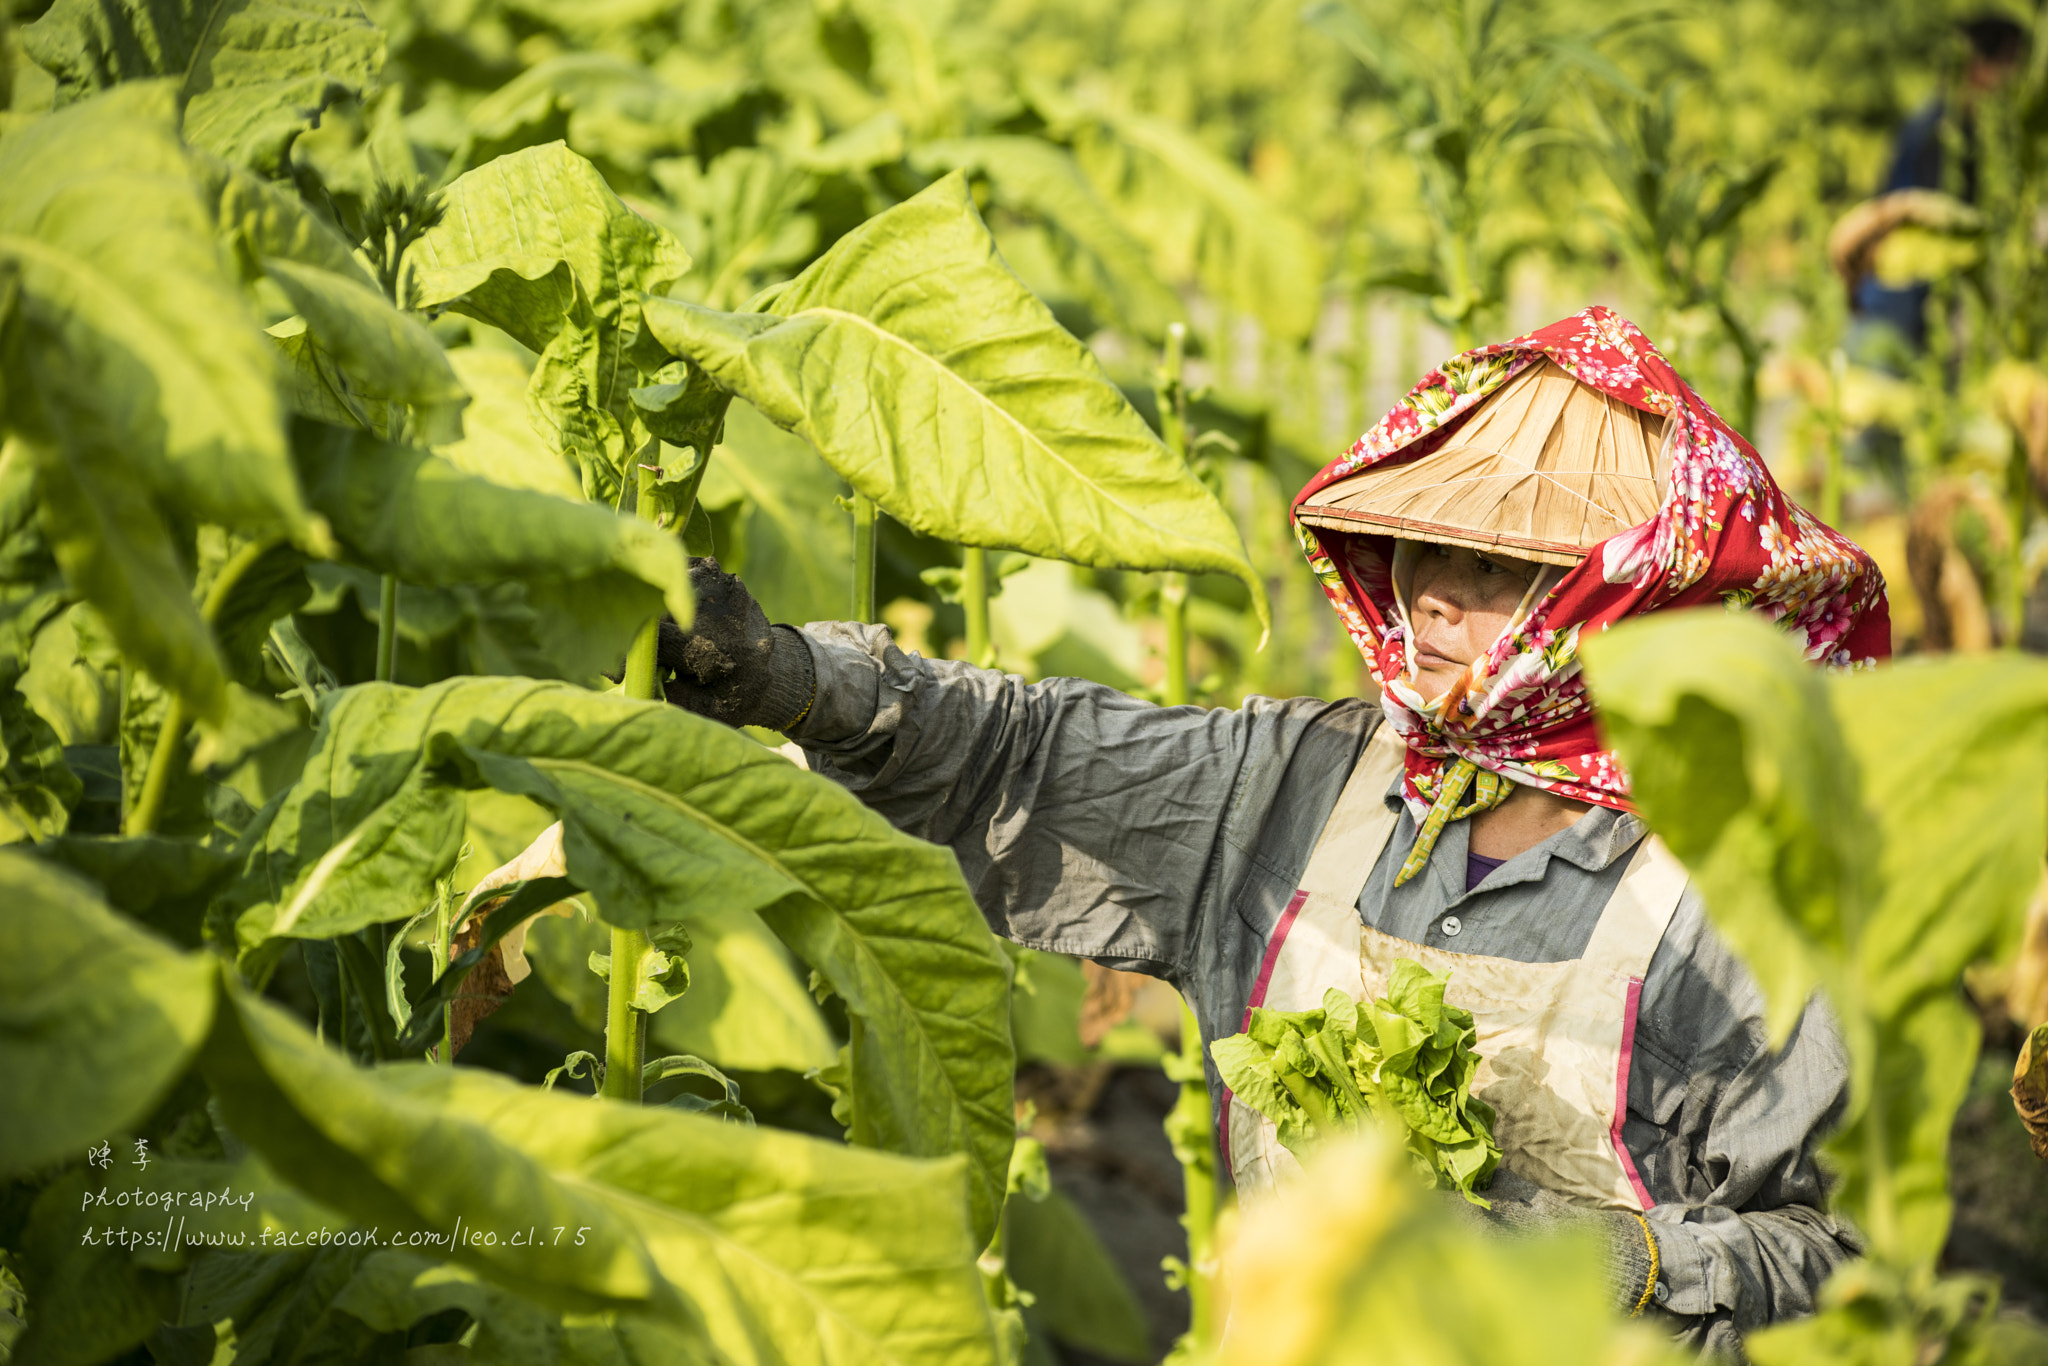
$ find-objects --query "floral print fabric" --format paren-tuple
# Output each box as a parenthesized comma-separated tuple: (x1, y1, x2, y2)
(1293, 306, 1891, 818)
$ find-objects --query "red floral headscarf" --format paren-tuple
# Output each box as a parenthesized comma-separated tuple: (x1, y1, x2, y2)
(1293, 307, 1891, 826)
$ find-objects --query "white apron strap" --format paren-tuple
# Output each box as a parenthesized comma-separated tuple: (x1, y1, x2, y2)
(1295, 725, 1408, 905)
(1577, 833, 1688, 979)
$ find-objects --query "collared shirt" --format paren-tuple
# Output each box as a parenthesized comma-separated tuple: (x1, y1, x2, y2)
(792, 622, 1859, 1341)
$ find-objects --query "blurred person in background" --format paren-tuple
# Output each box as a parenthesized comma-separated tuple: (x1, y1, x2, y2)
(655, 309, 1891, 1355)
(1850, 13, 2028, 356)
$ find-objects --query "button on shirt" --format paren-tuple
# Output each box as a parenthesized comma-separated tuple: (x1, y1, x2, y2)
(789, 622, 1860, 1349)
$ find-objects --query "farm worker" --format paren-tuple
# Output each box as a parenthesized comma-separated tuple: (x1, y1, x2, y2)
(656, 308, 1891, 1352)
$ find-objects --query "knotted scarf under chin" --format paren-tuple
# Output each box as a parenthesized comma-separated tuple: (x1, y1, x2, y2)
(1394, 757, 1511, 887)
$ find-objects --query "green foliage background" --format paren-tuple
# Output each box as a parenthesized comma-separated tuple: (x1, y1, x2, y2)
(4, 0, 2048, 1363)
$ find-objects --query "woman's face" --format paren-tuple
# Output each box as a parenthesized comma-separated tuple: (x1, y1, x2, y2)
(1405, 543, 1541, 697)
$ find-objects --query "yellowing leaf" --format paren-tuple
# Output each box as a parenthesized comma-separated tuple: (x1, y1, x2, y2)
(645, 173, 1270, 637)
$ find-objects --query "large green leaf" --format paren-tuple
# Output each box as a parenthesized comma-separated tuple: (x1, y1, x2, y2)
(206, 979, 1001, 1366)
(1842, 657, 2048, 1015)
(1583, 611, 2048, 1265)
(910, 137, 1183, 341)
(291, 419, 691, 678)
(0, 84, 319, 722)
(642, 173, 1268, 634)
(1215, 1131, 1683, 1366)
(435, 347, 585, 500)
(192, 155, 472, 445)
(0, 850, 215, 1177)
(1580, 610, 1872, 1046)
(264, 259, 469, 445)
(20, 0, 384, 172)
(649, 905, 840, 1075)
(199, 152, 373, 284)
(13, 1155, 368, 1366)
(407, 143, 691, 506)
(234, 678, 1015, 1243)
(31, 831, 241, 946)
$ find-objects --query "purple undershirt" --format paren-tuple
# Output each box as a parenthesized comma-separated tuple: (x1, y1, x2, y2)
(1465, 851, 1507, 891)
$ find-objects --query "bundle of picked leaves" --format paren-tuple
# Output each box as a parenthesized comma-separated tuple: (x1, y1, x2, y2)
(1211, 959, 1502, 1204)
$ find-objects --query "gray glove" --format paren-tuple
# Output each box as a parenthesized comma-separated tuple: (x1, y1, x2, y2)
(1448, 1167, 1666, 1318)
(655, 558, 816, 731)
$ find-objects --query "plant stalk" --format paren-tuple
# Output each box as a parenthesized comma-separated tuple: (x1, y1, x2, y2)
(432, 877, 455, 1064)
(2006, 444, 2032, 648)
(603, 452, 685, 1101)
(1162, 574, 1190, 707)
(601, 925, 650, 1103)
(1156, 323, 1192, 706)
(850, 493, 879, 623)
(128, 537, 278, 836)
(962, 546, 994, 668)
(128, 695, 189, 838)
(375, 574, 400, 683)
(1164, 996, 1219, 1356)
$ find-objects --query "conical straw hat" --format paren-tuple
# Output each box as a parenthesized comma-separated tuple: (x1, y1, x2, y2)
(1298, 361, 1672, 566)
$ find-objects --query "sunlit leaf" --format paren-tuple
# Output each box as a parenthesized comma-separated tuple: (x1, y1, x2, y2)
(0, 86, 320, 721)
(233, 678, 1015, 1243)
(1585, 611, 2048, 1264)
(206, 978, 1002, 1365)
(21, 0, 384, 172)
(290, 419, 692, 679)
(408, 143, 691, 506)
(644, 172, 1269, 636)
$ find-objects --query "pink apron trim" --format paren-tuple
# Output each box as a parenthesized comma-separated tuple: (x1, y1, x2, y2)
(1611, 975, 1656, 1210)
(1220, 888, 1311, 1176)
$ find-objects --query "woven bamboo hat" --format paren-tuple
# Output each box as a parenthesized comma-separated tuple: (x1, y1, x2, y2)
(1297, 361, 1673, 567)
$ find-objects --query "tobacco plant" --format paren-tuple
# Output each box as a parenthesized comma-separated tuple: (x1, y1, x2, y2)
(0, 3, 1264, 1364)
(1584, 611, 2048, 1363)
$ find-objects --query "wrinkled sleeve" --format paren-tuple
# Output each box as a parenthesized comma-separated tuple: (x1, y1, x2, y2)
(1630, 897, 1862, 1346)
(786, 621, 1261, 981)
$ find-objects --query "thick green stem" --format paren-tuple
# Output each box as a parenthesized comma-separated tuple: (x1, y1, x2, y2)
(375, 574, 399, 683)
(432, 876, 455, 1064)
(128, 695, 189, 838)
(604, 456, 674, 1099)
(962, 546, 994, 668)
(601, 925, 650, 1102)
(1162, 574, 1190, 707)
(1164, 997, 1219, 1355)
(622, 614, 661, 700)
(128, 537, 278, 836)
(850, 493, 879, 623)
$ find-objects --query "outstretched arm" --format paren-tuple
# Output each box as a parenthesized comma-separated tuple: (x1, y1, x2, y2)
(658, 559, 1298, 982)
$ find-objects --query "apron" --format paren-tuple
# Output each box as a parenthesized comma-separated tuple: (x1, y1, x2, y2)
(1223, 728, 1688, 1212)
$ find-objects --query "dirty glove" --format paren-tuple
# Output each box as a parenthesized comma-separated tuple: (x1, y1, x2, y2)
(1448, 1167, 1666, 1318)
(656, 558, 816, 731)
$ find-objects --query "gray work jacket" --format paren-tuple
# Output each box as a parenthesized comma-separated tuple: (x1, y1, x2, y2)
(790, 622, 1859, 1339)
